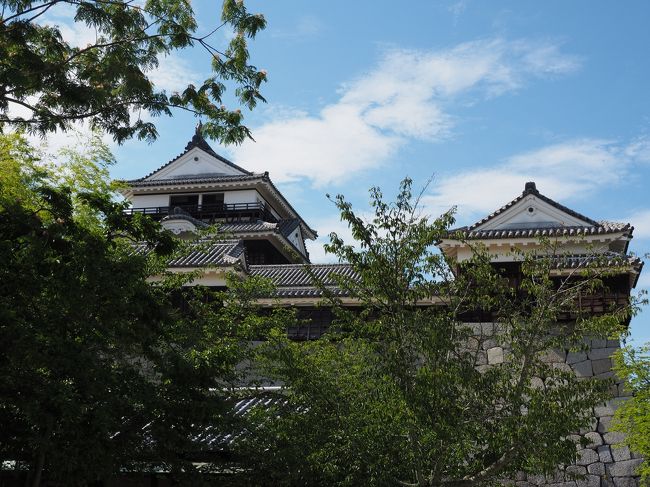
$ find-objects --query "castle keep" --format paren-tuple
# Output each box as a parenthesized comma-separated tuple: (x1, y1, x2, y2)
(123, 128, 645, 485)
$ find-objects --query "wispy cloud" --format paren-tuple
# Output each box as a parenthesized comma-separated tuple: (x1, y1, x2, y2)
(271, 15, 324, 40)
(626, 209, 650, 240)
(423, 138, 648, 224)
(448, 1, 468, 25)
(148, 54, 202, 93)
(229, 38, 581, 186)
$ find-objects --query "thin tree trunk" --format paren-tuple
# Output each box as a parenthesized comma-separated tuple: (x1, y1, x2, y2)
(30, 416, 53, 487)
(30, 448, 45, 487)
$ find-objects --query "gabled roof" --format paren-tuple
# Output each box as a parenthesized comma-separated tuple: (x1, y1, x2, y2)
(133, 124, 252, 182)
(451, 182, 633, 241)
(468, 181, 598, 231)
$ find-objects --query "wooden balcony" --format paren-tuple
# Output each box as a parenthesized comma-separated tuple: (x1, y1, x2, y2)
(123, 202, 277, 223)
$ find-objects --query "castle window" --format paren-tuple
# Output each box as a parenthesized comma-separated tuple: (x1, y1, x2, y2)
(202, 193, 224, 207)
(170, 194, 198, 207)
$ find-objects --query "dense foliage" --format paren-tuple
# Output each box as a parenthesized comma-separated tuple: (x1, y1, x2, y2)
(0, 0, 266, 144)
(237, 179, 632, 486)
(0, 133, 278, 486)
(613, 343, 650, 483)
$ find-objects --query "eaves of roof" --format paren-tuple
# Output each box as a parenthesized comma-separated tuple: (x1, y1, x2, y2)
(123, 173, 318, 240)
(545, 252, 643, 270)
(259, 174, 318, 239)
(126, 173, 263, 187)
(219, 221, 310, 264)
(449, 222, 633, 240)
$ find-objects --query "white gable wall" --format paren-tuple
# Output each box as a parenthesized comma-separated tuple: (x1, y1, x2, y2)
(148, 147, 245, 180)
(287, 227, 306, 256)
(477, 195, 592, 231)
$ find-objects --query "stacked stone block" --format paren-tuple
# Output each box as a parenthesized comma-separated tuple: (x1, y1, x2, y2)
(466, 323, 644, 487)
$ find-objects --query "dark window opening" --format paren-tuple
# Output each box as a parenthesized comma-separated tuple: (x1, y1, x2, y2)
(288, 308, 333, 340)
(202, 193, 224, 207)
(170, 194, 199, 207)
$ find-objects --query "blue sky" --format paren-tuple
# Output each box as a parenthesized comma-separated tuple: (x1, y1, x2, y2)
(33, 1, 650, 343)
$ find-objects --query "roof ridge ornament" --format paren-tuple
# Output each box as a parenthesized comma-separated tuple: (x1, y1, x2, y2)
(185, 121, 212, 153)
(523, 181, 538, 195)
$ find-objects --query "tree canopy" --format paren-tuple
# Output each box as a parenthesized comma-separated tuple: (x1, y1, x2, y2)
(0, 0, 266, 144)
(613, 343, 650, 483)
(0, 132, 282, 485)
(235, 179, 632, 486)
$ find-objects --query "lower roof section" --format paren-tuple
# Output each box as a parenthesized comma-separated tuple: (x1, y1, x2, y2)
(249, 263, 357, 298)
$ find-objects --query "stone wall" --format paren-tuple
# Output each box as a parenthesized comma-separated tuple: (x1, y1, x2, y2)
(466, 323, 644, 487)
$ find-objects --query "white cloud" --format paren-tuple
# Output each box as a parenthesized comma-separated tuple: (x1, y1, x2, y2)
(626, 209, 650, 240)
(230, 38, 580, 186)
(148, 54, 202, 93)
(423, 138, 647, 225)
(306, 216, 355, 264)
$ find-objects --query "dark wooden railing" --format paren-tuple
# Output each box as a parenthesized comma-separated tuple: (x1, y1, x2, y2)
(123, 202, 277, 223)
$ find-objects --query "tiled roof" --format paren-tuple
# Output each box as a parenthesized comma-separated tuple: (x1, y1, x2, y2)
(249, 264, 357, 297)
(545, 253, 643, 270)
(219, 221, 278, 233)
(190, 387, 286, 450)
(134, 124, 252, 181)
(125, 170, 318, 240)
(452, 221, 632, 240)
(132, 239, 245, 268)
(127, 173, 262, 187)
(250, 263, 358, 287)
(219, 221, 309, 263)
(466, 181, 600, 231)
(277, 218, 300, 239)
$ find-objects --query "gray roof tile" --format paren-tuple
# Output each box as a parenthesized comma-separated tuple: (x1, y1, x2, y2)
(249, 264, 358, 297)
(132, 239, 245, 267)
(250, 263, 357, 287)
(452, 222, 632, 240)
(220, 221, 278, 233)
(127, 173, 262, 187)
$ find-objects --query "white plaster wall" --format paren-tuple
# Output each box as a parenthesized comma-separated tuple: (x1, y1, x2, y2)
(450, 237, 623, 263)
(130, 194, 172, 208)
(224, 190, 259, 205)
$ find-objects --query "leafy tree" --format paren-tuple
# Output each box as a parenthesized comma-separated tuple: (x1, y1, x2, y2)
(0, 132, 278, 485)
(0, 0, 266, 144)
(613, 343, 650, 483)
(238, 178, 631, 486)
